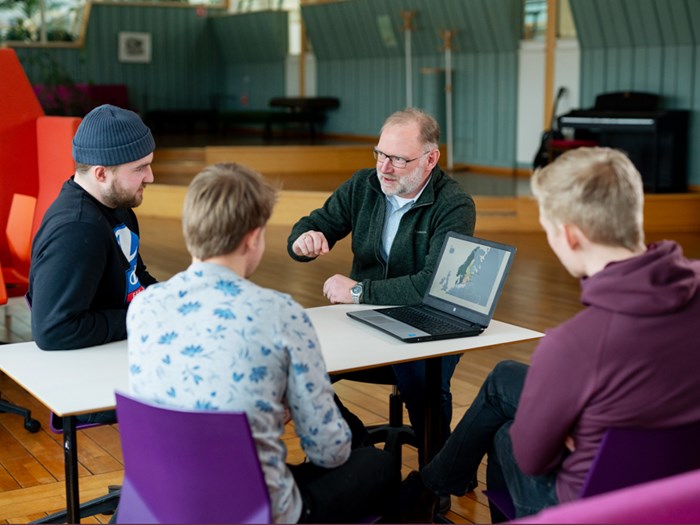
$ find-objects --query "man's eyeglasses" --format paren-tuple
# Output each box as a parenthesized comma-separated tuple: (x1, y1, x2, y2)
(373, 148, 430, 169)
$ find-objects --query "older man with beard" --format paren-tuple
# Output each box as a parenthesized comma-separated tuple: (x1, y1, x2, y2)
(287, 108, 476, 467)
(28, 104, 158, 354)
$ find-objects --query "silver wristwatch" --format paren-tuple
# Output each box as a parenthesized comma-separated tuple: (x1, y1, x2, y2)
(350, 282, 363, 304)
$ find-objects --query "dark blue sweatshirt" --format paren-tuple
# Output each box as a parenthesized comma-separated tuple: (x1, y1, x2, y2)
(27, 177, 157, 350)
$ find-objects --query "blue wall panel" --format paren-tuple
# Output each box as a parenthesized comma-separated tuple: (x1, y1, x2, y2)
(305, 0, 522, 168)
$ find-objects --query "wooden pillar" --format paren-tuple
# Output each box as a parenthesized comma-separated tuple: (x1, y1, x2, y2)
(544, 0, 558, 129)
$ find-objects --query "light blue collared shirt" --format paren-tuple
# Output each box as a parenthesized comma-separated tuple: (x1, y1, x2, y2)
(380, 177, 431, 260)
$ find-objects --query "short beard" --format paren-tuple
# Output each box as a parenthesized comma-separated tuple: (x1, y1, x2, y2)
(378, 161, 426, 197)
(102, 180, 143, 209)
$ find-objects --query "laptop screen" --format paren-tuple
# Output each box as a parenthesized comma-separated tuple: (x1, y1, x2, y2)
(423, 233, 516, 325)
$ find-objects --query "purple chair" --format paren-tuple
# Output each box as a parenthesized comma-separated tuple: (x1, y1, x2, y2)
(485, 420, 700, 520)
(115, 392, 271, 524)
(511, 468, 700, 524)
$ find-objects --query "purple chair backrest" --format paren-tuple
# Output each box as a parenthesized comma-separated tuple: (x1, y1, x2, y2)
(115, 392, 271, 524)
(581, 420, 700, 498)
(487, 419, 700, 520)
(512, 468, 700, 524)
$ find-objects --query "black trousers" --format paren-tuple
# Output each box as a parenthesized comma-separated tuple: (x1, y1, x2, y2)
(290, 447, 399, 523)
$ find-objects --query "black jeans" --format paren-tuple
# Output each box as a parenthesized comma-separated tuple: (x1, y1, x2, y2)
(290, 447, 399, 523)
(421, 360, 558, 521)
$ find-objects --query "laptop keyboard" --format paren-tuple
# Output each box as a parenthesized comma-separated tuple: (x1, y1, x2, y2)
(383, 307, 471, 335)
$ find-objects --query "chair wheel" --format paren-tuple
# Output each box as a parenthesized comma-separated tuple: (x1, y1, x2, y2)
(25, 418, 41, 433)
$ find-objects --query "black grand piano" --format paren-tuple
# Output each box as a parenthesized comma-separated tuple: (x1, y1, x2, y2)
(558, 91, 689, 193)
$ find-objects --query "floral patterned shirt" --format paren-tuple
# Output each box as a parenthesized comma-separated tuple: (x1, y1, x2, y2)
(127, 262, 351, 523)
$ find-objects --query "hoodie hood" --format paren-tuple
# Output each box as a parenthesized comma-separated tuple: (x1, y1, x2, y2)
(581, 240, 698, 316)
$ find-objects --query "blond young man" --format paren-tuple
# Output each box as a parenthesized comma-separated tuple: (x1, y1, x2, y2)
(400, 147, 700, 522)
(127, 163, 397, 524)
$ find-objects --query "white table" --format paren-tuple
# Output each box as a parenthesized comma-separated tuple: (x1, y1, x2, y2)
(0, 305, 542, 523)
(309, 304, 543, 373)
(309, 304, 543, 462)
(0, 340, 127, 523)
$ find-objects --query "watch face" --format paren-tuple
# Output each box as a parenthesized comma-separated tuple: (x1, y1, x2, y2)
(351, 284, 362, 295)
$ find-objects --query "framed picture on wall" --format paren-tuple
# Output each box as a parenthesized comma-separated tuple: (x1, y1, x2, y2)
(118, 32, 152, 64)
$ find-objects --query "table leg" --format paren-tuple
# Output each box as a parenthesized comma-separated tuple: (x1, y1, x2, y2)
(63, 416, 80, 524)
(424, 356, 444, 463)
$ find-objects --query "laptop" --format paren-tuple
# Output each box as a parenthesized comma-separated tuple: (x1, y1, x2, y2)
(347, 232, 516, 343)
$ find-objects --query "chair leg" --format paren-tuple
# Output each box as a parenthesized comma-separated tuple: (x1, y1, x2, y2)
(366, 386, 417, 474)
(0, 395, 41, 433)
(31, 486, 120, 524)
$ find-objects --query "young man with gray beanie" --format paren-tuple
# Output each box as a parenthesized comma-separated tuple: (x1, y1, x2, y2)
(28, 104, 158, 353)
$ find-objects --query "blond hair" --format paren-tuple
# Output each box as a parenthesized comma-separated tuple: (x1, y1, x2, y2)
(183, 163, 278, 260)
(531, 147, 644, 250)
(381, 107, 440, 149)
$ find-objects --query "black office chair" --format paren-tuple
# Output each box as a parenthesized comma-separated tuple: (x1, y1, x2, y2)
(366, 385, 459, 519)
(366, 385, 418, 473)
(0, 395, 41, 433)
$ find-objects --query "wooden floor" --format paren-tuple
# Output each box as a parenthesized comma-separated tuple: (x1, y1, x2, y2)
(1, 215, 699, 523)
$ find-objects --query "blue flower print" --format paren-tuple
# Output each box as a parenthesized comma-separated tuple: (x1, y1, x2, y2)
(261, 346, 272, 356)
(215, 279, 241, 297)
(130, 364, 141, 375)
(301, 311, 313, 327)
(232, 372, 245, 382)
(206, 325, 226, 339)
(184, 365, 203, 385)
(178, 302, 201, 315)
(293, 363, 309, 375)
(305, 382, 314, 393)
(178, 290, 187, 298)
(181, 345, 204, 357)
(300, 435, 317, 449)
(158, 331, 178, 345)
(194, 400, 214, 410)
(250, 366, 267, 383)
(162, 355, 171, 365)
(322, 408, 334, 424)
(214, 308, 236, 320)
(166, 387, 176, 398)
(256, 399, 273, 413)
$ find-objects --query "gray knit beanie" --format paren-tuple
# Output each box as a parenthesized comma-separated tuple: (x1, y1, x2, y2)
(72, 104, 155, 166)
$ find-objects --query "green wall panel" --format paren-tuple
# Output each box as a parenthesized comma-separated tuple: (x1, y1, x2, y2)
(302, 0, 522, 59)
(306, 0, 521, 167)
(13, 4, 285, 115)
(210, 11, 288, 63)
(220, 61, 288, 110)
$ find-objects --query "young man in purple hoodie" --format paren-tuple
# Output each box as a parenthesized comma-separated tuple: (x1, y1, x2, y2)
(399, 147, 700, 522)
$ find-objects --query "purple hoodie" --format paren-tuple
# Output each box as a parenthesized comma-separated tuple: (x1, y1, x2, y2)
(511, 240, 700, 503)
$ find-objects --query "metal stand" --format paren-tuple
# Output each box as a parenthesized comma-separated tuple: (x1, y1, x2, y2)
(439, 29, 456, 171)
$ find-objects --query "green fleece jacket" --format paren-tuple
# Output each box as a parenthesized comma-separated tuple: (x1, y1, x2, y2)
(287, 165, 476, 305)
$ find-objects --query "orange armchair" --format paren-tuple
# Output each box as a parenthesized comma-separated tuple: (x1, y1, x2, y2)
(0, 49, 81, 297)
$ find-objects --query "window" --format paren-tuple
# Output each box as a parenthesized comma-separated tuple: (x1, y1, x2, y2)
(0, 0, 227, 45)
